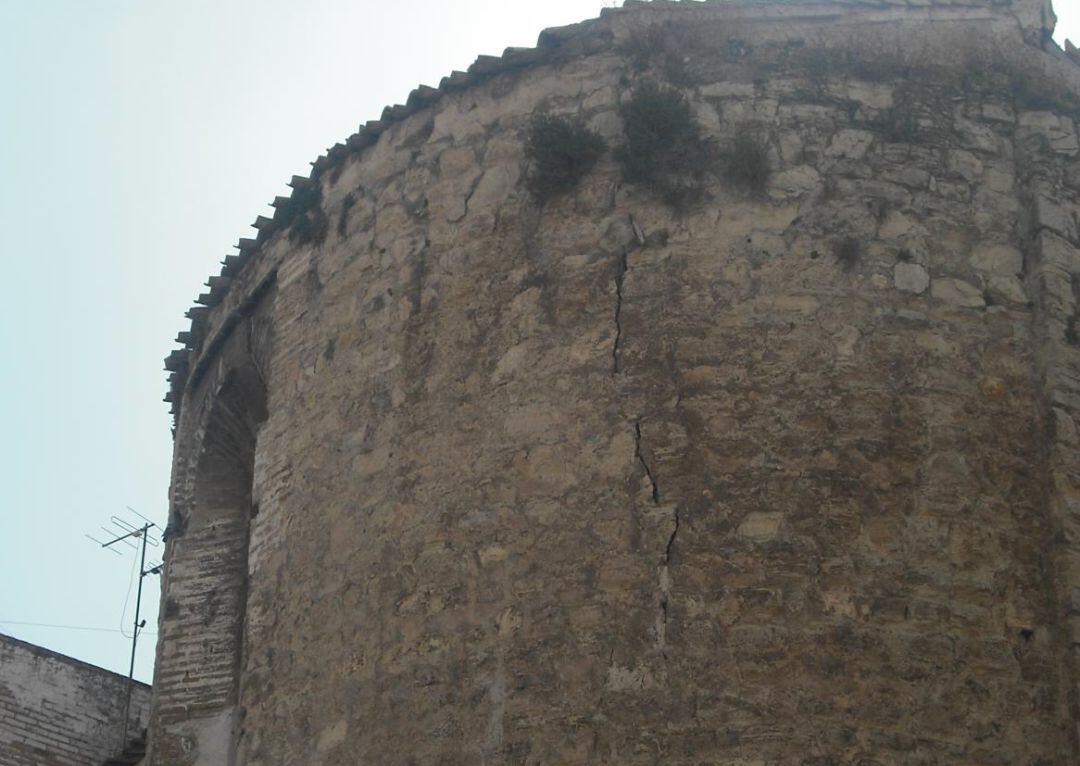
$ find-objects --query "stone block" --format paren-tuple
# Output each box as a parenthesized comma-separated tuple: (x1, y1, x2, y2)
(931, 277, 985, 308)
(737, 512, 783, 542)
(969, 243, 1023, 276)
(894, 261, 929, 293)
(1019, 111, 1080, 155)
(826, 129, 875, 160)
(1034, 195, 1079, 242)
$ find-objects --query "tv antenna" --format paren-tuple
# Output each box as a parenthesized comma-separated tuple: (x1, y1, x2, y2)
(85, 507, 163, 755)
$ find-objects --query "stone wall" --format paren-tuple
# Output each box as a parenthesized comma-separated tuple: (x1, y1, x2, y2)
(150, 0, 1080, 763)
(0, 633, 151, 765)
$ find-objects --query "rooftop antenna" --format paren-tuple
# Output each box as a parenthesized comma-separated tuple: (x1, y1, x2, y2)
(86, 508, 163, 756)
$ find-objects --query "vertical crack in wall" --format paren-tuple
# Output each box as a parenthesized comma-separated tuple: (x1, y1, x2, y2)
(620, 212, 679, 660)
(633, 421, 659, 504)
(634, 421, 680, 659)
(657, 503, 680, 660)
(613, 215, 646, 376)
(663, 509, 681, 563)
(613, 248, 629, 375)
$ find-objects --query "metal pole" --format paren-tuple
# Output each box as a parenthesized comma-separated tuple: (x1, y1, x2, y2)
(119, 523, 149, 753)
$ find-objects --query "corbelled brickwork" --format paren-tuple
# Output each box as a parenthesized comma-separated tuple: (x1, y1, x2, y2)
(150, 0, 1080, 763)
(0, 634, 150, 765)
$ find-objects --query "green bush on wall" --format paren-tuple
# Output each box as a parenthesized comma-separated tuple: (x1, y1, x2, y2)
(289, 208, 328, 246)
(616, 81, 710, 209)
(524, 114, 606, 202)
(619, 24, 693, 86)
(723, 126, 770, 196)
(832, 236, 862, 272)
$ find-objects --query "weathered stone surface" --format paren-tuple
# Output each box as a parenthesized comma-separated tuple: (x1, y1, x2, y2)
(698, 81, 754, 99)
(149, 0, 1080, 764)
(894, 261, 930, 293)
(932, 276, 986, 308)
(1034, 193, 1079, 241)
(987, 275, 1028, 304)
(947, 148, 983, 181)
(844, 80, 894, 110)
(982, 102, 1015, 123)
(825, 128, 875, 160)
(1018, 110, 1080, 155)
(737, 511, 784, 542)
(970, 243, 1023, 276)
(768, 164, 821, 200)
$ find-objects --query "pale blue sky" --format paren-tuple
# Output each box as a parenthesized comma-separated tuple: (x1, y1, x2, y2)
(0, 1, 1077, 684)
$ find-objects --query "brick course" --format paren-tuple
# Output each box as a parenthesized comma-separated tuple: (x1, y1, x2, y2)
(0, 634, 150, 766)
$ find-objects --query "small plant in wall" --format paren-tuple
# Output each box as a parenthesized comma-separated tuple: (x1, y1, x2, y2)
(619, 24, 693, 86)
(877, 103, 919, 143)
(337, 192, 357, 238)
(722, 125, 771, 196)
(616, 81, 711, 209)
(275, 184, 328, 246)
(524, 114, 606, 202)
(289, 207, 329, 246)
(832, 236, 862, 272)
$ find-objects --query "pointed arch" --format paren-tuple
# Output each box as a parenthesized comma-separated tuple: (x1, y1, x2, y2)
(148, 292, 273, 766)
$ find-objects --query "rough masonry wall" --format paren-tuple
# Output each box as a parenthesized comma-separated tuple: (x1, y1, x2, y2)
(152, 0, 1080, 763)
(0, 634, 151, 766)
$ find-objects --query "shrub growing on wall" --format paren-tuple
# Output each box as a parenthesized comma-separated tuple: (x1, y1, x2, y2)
(723, 125, 770, 196)
(524, 114, 606, 202)
(337, 192, 357, 238)
(289, 207, 328, 246)
(833, 236, 862, 271)
(877, 94, 919, 143)
(619, 24, 693, 86)
(275, 184, 328, 246)
(616, 82, 710, 208)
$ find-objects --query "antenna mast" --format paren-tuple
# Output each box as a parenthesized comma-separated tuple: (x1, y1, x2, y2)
(86, 508, 163, 755)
